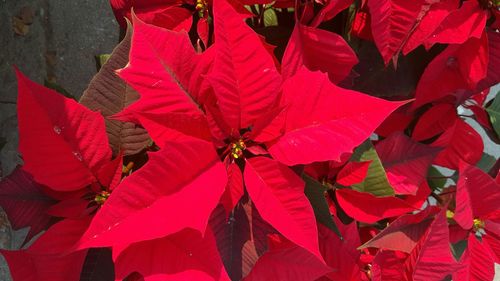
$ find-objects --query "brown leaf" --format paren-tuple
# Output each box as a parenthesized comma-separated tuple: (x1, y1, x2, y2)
(79, 25, 150, 156)
(12, 17, 29, 36)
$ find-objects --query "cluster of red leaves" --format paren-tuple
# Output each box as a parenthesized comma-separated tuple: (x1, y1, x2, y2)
(0, 0, 500, 280)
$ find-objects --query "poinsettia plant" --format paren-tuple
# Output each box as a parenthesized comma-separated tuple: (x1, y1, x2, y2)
(0, 0, 499, 280)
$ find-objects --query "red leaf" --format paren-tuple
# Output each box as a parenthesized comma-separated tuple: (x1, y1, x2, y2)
(376, 132, 440, 195)
(359, 207, 437, 253)
(453, 234, 496, 281)
(209, 0, 281, 130)
(335, 188, 417, 223)
(220, 161, 244, 214)
(404, 208, 460, 281)
(281, 23, 358, 83)
(110, 0, 186, 29)
(1, 218, 90, 281)
(336, 161, 372, 186)
(0, 167, 55, 242)
(371, 250, 407, 281)
(268, 68, 404, 165)
(454, 161, 500, 229)
(477, 30, 500, 92)
(117, 17, 211, 140)
(319, 219, 362, 281)
(412, 103, 458, 141)
(424, 0, 488, 48)
(414, 32, 489, 108)
(244, 234, 331, 281)
(431, 118, 483, 169)
(401, 0, 458, 55)
(368, 0, 437, 65)
(351, 7, 373, 41)
(210, 202, 275, 280)
(375, 106, 413, 137)
(16, 69, 112, 191)
(311, 0, 354, 27)
(78, 139, 227, 248)
(244, 156, 323, 262)
(114, 228, 230, 281)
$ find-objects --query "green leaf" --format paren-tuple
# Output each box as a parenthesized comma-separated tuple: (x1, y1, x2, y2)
(43, 80, 76, 101)
(477, 153, 497, 173)
(350, 140, 394, 196)
(95, 54, 111, 70)
(427, 166, 451, 191)
(263, 9, 278, 27)
(303, 174, 341, 238)
(486, 91, 500, 136)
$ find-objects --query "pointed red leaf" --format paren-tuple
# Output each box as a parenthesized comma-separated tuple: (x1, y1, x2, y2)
(368, 0, 435, 65)
(335, 188, 417, 223)
(0, 167, 55, 242)
(269, 68, 404, 165)
(376, 132, 440, 195)
(454, 161, 500, 229)
(371, 250, 407, 281)
(220, 162, 244, 213)
(319, 219, 362, 281)
(311, 0, 354, 27)
(114, 228, 230, 281)
(453, 234, 495, 281)
(281, 23, 358, 83)
(1, 218, 90, 281)
(336, 161, 372, 186)
(359, 207, 437, 253)
(244, 234, 331, 281)
(477, 30, 500, 92)
(16, 69, 112, 191)
(424, 0, 488, 47)
(78, 139, 227, 248)
(414, 32, 489, 108)
(209, 0, 281, 130)
(210, 202, 275, 280)
(405, 208, 460, 281)
(244, 156, 323, 262)
(401, 0, 458, 55)
(412, 103, 458, 141)
(117, 17, 211, 139)
(110, 0, 185, 29)
(431, 118, 483, 169)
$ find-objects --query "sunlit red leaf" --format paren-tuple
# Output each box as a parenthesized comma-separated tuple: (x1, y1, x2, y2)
(78, 139, 227, 248)
(268, 68, 404, 165)
(209, 0, 281, 130)
(244, 234, 331, 281)
(114, 228, 230, 281)
(16, 69, 112, 191)
(244, 156, 323, 262)
(414, 32, 488, 108)
(281, 23, 358, 83)
(424, 0, 487, 48)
